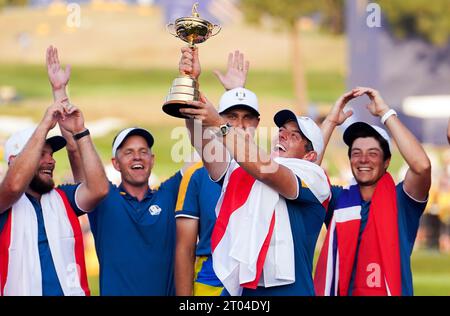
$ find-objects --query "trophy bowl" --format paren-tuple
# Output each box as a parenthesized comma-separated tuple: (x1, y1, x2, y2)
(163, 3, 221, 118)
(169, 17, 220, 46)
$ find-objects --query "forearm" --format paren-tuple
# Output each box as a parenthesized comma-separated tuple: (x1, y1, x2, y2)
(319, 118, 339, 165)
(175, 247, 195, 296)
(186, 119, 229, 181)
(384, 115, 431, 174)
(76, 135, 108, 195)
(52, 87, 68, 103)
(60, 127, 85, 183)
(221, 126, 272, 179)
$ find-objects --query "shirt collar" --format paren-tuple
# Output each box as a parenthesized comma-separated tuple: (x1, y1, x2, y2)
(118, 183, 153, 201)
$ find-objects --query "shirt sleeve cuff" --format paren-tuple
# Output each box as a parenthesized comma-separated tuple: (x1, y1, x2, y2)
(75, 183, 90, 213)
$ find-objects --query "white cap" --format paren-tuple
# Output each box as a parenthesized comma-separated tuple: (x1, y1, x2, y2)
(4, 127, 66, 163)
(274, 110, 324, 157)
(343, 122, 392, 154)
(112, 127, 154, 157)
(218, 88, 259, 116)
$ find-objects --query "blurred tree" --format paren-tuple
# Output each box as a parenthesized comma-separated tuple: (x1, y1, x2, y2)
(239, 0, 344, 114)
(321, 0, 345, 34)
(378, 0, 450, 46)
(0, 0, 28, 10)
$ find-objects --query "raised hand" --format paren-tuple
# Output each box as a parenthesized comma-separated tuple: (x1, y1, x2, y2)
(353, 87, 390, 117)
(325, 90, 356, 126)
(179, 47, 201, 79)
(46, 45, 71, 91)
(58, 100, 86, 135)
(213, 50, 249, 90)
(41, 101, 66, 131)
(181, 93, 222, 127)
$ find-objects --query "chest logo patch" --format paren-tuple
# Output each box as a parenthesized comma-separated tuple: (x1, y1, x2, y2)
(149, 204, 162, 216)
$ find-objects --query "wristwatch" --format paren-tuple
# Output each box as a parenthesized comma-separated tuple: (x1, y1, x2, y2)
(218, 123, 232, 137)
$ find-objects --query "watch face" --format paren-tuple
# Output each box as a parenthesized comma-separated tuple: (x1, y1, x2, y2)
(221, 126, 227, 135)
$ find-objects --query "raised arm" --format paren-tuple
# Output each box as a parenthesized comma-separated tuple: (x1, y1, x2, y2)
(58, 104, 109, 212)
(182, 96, 298, 199)
(184, 117, 229, 181)
(319, 90, 355, 164)
(46, 45, 84, 182)
(354, 87, 431, 201)
(0, 103, 65, 213)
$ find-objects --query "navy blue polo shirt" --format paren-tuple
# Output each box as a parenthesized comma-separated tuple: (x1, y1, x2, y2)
(0, 184, 83, 296)
(325, 182, 427, 296)
(88, 171, 182, 296)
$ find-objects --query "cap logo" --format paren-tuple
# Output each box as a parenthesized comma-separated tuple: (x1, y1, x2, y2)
(235, 91, 246, 101)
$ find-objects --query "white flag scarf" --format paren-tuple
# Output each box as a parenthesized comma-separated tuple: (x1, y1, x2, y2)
(0, 189, 90, 296)
(211, 158, 331, 296)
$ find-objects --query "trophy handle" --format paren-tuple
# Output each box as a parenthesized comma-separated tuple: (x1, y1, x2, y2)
(211, 24, 221, 37)
(166, 23, 178, 38)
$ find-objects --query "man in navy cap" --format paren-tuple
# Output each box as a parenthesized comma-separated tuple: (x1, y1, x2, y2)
(315, 87, 431, 296)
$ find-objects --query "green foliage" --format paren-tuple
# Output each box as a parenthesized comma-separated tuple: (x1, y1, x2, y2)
(319, 0, 345, 34)
(239, 0, 345, 33)
(378, 0, 450, 46)
(0, 0, 28, 9)
(239, 0, 320, 30)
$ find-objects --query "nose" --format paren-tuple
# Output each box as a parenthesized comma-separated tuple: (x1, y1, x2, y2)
(235, 118, 244, 129)
(279, 129, 288, 141)
(358, 153, 370, 163)
(44, 153, 56, 165)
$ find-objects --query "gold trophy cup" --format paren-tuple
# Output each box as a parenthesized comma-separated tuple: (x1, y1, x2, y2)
(163, 3, 221, 118)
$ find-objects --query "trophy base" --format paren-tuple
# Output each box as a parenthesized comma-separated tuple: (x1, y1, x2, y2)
(162, 100, 197, 119)
(163, 76, 199, 118)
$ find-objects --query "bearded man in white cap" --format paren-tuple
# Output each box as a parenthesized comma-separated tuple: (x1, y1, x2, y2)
(0, 101, 108, 296)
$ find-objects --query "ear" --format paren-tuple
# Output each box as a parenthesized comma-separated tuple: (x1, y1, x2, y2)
(384, 157, 391, 171)
(304, 151, 318, 163)
(111, 157, 120, 172)
(149, 153, 155, 170)
(7, 155, 16, 166)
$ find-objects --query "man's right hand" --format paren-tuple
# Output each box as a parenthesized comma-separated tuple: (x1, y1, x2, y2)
(46, 45, 71, 92)
(179, 47, 201, 80)
(325, 90, 356, 126)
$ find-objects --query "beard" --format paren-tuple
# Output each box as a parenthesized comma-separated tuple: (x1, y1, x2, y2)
(29, 174, 55, 195)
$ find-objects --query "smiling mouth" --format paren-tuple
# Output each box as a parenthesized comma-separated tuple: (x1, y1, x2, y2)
(40, 169, 53, 177)
(275, 144, 286, 152)
(357, 167, 372, 172)
(131, 164, 144, 170)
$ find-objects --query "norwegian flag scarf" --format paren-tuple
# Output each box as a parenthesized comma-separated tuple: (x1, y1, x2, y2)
(314, 173, 401, 296)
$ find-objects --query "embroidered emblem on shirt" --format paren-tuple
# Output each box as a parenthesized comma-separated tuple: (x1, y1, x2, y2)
(149, 205, 162, 216)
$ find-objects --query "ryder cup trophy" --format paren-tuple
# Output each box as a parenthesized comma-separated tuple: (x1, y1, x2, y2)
(162, 3, 221, 118)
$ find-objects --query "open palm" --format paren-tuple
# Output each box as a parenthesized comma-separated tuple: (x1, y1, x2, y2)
(214, 50, 249, 90)
(46, 46, 71, 90)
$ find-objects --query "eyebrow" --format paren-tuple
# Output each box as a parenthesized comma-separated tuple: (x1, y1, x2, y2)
(281, 126, 302, 135)
(351, 147, 382, 152)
